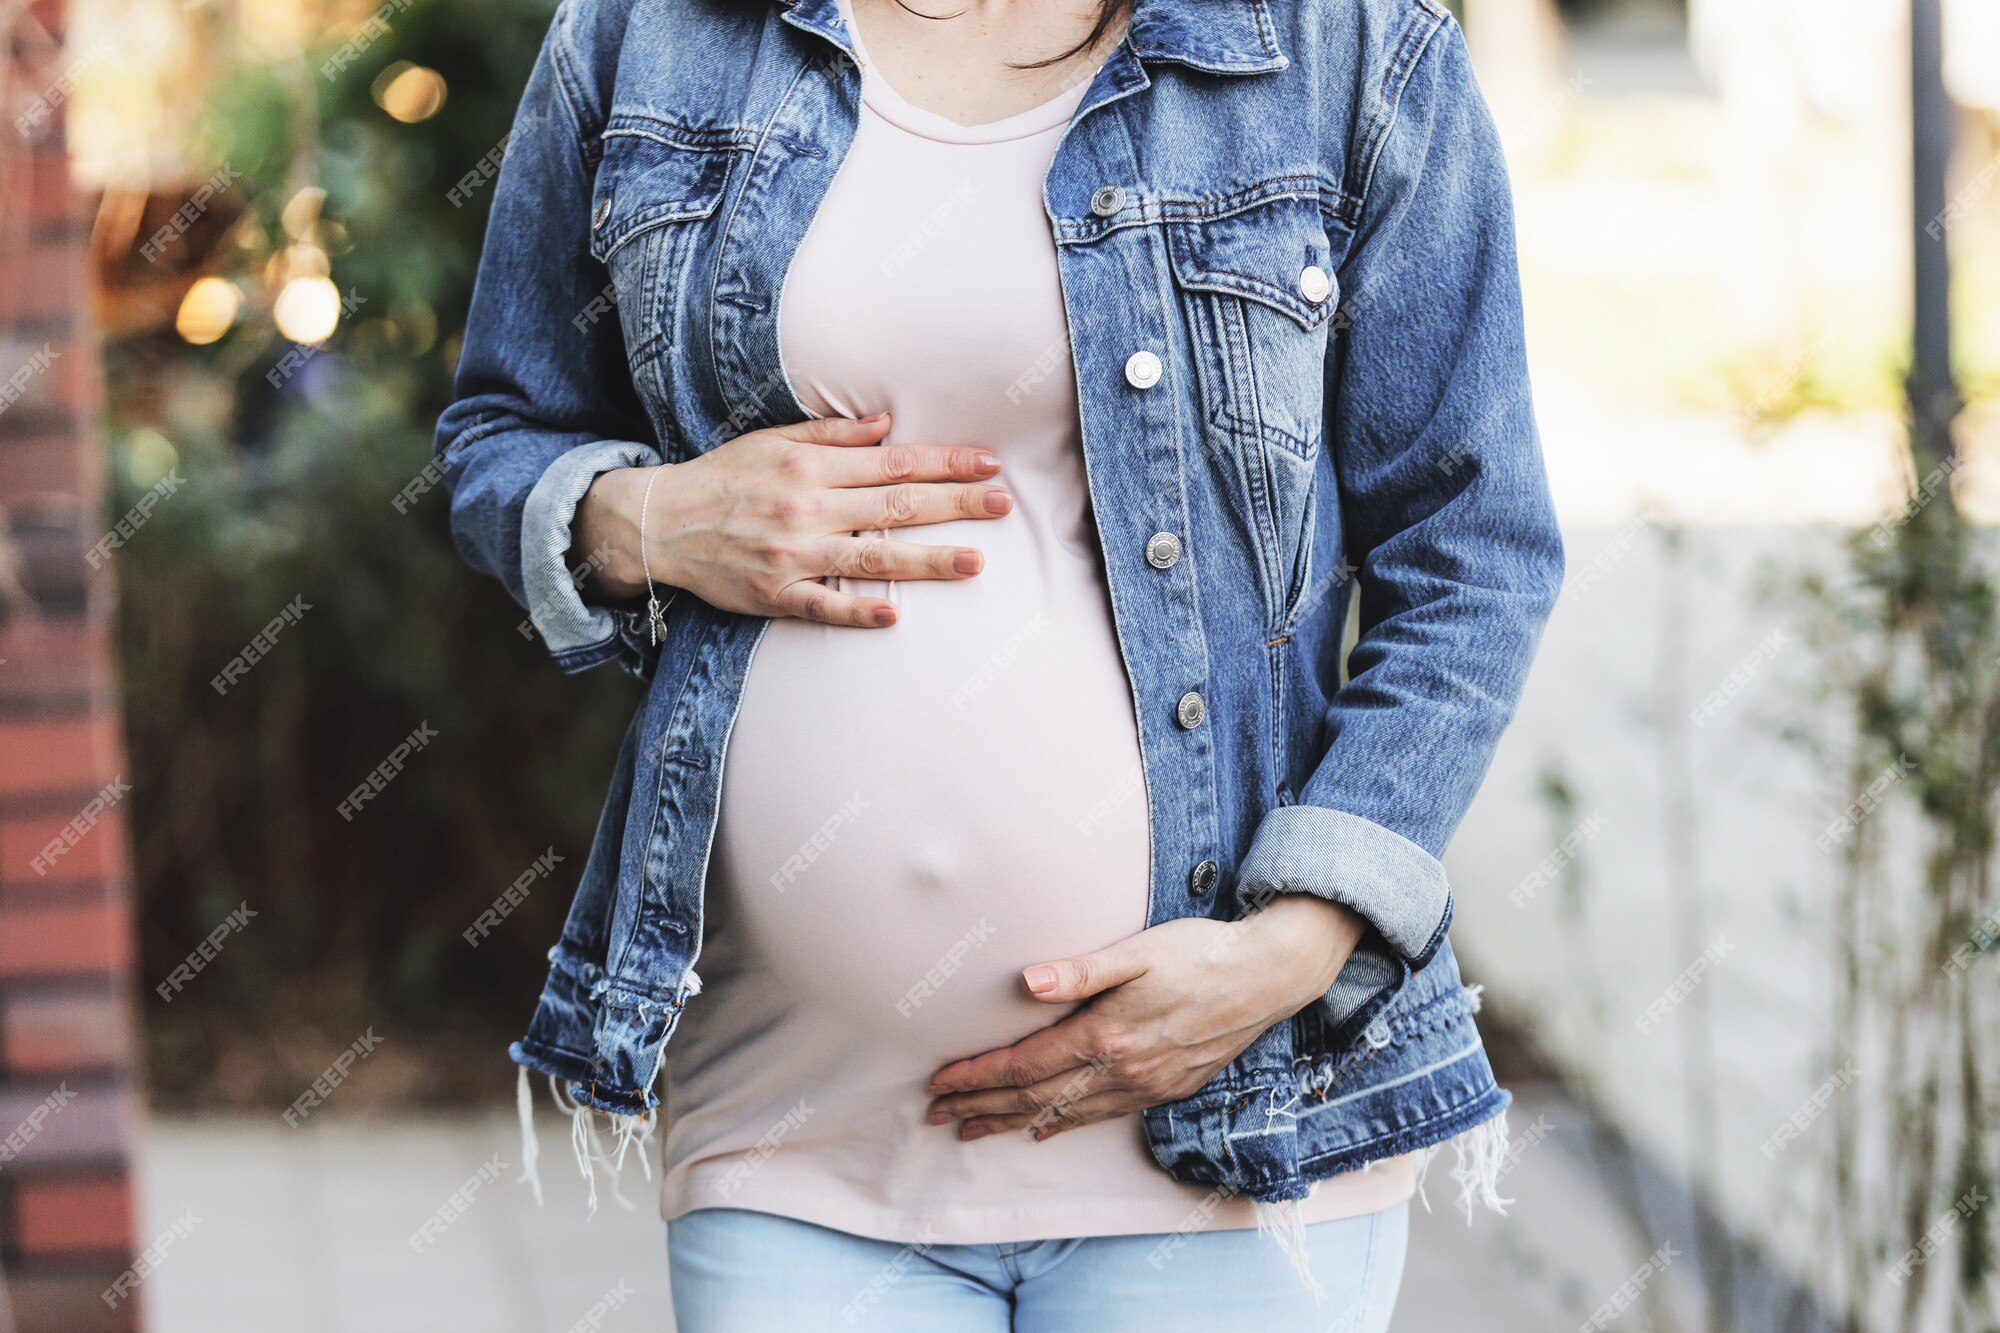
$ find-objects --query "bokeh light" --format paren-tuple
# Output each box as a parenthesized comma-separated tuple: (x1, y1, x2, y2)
(122, 426, 182, 486)
(174, 275, 239, 345)
(373, 62, 447, 123)
(273, 275, 342, 344)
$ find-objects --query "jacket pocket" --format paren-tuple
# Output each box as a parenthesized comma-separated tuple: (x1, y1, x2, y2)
(1165, 190, 1334, 632)
(1164, 191, 1336, 463)
(587, 120, 737, 392)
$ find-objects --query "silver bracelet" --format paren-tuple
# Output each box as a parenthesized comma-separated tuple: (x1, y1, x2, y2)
(638, 466, 671, 646)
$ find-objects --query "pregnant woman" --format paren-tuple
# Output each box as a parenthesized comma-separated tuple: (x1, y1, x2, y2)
(435, 0, 1563, 1326)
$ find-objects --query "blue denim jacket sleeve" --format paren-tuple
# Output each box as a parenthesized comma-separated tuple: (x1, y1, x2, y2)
(432, 3, 662, 676)
(1238, 21, 1564, 990)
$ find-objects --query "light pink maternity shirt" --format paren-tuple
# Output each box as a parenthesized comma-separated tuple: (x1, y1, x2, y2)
(656, 0, 1414, 1242)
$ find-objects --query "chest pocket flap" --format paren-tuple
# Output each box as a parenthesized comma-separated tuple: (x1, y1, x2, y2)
(588, 123, 735, 263)
(1165, 195, 1338, 333)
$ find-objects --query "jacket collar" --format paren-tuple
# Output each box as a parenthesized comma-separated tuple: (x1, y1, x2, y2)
(780, 0, 1288, 77)
(1126, 0, 1288, 74)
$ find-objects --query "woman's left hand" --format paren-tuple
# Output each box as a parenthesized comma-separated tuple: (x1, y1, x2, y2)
(925, 895, 1367, 1140)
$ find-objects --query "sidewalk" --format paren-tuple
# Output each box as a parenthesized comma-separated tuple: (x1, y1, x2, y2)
(134, 1086, 1719, 1331)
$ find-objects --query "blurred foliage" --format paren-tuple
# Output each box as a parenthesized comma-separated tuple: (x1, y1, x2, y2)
(106, 0, 641, 1108)
(1789, 467, 2000, 1327)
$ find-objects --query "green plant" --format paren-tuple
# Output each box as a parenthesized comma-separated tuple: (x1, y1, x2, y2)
(1793, 463, 2000, 1331)
(106, 0, 642, 1108)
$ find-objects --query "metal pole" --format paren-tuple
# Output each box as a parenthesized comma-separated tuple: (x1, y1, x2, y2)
(1909, 0, 1958, 479)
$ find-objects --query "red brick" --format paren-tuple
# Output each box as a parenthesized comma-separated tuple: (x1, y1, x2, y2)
(0, 899, 132, 977)
(1, 0, 136, 1297)
(0, 715, 122, 796)
(14, 1174, 133, 1255)
(0, 617, 109, 709)
(0, 615, 101, 673)
(47, 339, 96, 416)
(0, 243, 85, 323)
(0, 434, 89, 496)
(3, 989, 132, 1072)
(2, 808, 125, 885)
(23, 150, 80, 232)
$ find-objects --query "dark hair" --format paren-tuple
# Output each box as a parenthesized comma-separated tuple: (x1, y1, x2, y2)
(886, 0, 1131, 69)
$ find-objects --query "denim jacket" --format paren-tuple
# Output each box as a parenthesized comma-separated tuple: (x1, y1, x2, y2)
(434, 0, 1564, 1208)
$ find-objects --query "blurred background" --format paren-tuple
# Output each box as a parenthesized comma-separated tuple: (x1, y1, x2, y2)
(0, 0, 1995, 1328)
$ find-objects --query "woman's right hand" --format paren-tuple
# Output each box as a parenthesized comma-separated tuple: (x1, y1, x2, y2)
(572, 413, 1010, 628)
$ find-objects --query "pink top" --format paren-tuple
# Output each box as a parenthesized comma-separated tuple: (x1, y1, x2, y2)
(656, 0, 1414, 1243)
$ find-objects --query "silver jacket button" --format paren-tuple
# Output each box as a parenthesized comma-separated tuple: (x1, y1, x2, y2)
(592, 198, 613, 230)
(1145, 532, 1182, 569)
(1189, 859, 1219, 897)
(1175, 690, 1206, 729)
(1124, 350, 1163, 389)
(1299, 264, 1332, 304)
(1090, 184, 1126, 217)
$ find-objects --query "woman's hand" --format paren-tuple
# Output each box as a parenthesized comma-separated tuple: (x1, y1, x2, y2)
(572, 413, 1011, 627)
(925, 895, 1367, 1140)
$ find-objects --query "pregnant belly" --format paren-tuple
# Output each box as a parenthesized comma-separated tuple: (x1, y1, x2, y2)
(706, 515, 1152, 1064)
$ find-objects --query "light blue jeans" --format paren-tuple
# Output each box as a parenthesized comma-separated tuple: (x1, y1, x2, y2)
(666, 1203, 1409, 1331)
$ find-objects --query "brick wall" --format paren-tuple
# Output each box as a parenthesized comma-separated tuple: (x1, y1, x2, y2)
(1, 1, 145, 1330)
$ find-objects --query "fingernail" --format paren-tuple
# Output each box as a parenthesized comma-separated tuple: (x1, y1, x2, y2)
(872, 606, 896, 627)
(962, 1124, 992, 1142)
(927, 1108, 952, 1125)
(974, 450, 1000, 472)
(862, 410, 889, 423)
(951, 550, 981, 576)
(1023, 965, 1057, 994)
(982, 489, 1011, 515)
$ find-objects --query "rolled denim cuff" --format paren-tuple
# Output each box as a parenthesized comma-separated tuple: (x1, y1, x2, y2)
(520, 439, 662, 662)
(1320, 937, 1404, 1029)
(1237, 804, 1453, 969)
